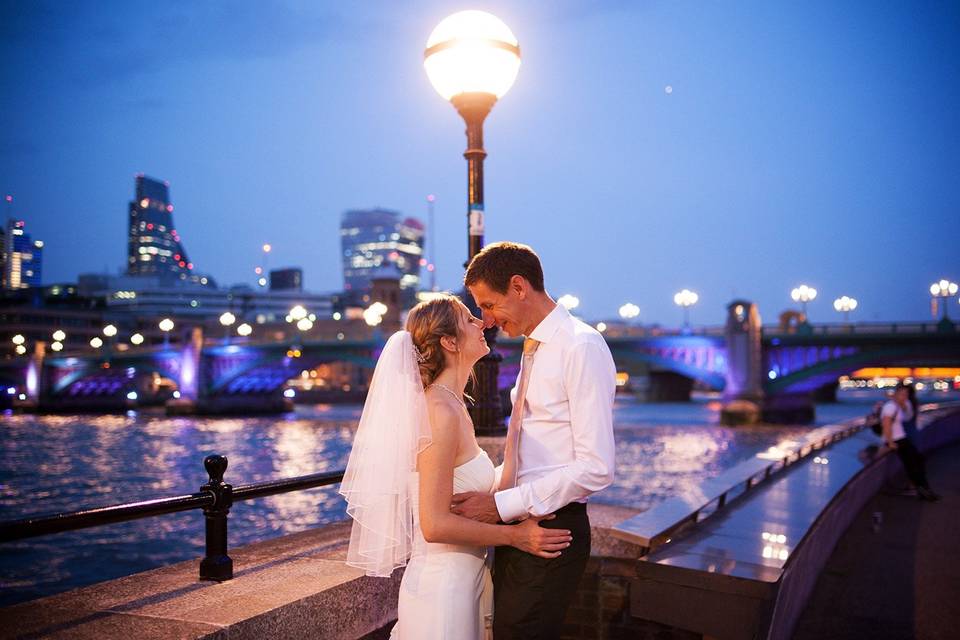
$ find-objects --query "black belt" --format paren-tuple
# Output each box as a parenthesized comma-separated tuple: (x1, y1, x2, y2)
(553, 501, 587, 516)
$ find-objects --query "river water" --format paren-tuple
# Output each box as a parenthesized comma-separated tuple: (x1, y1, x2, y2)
(0, 390, 951, 606)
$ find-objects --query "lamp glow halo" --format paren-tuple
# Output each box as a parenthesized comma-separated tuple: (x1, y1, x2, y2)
(424, 10, 521, 101)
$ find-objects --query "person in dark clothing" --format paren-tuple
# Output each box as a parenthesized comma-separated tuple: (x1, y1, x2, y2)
(901, 382, 920, 443)
(882, 381, 939, 501)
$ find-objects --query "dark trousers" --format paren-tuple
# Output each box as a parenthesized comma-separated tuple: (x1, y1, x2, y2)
(493, 502, 591, 640)
(895, 437, 930, 489)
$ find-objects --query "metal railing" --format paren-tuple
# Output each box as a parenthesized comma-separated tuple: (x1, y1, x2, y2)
(762, 321, 947, 337)
(613, 402, 960, 555)
(588, 320, 952, 340)
(0, 455, 346, 582)
(611, 420, 865, 555)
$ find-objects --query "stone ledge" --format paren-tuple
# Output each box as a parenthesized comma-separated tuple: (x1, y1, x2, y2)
(0, 522, 399, 640)
(2, 504, 639, 640)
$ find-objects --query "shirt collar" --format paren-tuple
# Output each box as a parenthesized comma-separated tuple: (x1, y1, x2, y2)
(528, 303, 567, 344)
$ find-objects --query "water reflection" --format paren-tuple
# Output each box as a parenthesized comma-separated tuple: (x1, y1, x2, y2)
(0, 398, 871, 606)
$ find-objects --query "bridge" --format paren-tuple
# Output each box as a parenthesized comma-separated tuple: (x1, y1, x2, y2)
(3, 300, 958, 421)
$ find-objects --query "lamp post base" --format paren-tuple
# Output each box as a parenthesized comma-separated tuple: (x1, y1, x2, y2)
(470, 344, 505, 436)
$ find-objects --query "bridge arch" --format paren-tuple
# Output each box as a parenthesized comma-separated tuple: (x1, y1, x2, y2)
(765, 344, 959, 395)
(605, 337, 727, 391)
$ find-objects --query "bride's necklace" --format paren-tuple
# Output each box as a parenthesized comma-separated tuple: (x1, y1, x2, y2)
(429, 382, 467, 410)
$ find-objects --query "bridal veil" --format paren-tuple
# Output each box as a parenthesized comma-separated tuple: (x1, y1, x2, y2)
(340, 330, 432, 577)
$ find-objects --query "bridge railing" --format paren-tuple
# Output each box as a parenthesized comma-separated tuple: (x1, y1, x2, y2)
(0, 455, 346, 582)
(762, 321, 944, 336)
(594, 320, 947, 340)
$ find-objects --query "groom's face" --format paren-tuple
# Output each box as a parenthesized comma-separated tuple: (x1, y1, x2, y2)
(468, 278, 527, 338)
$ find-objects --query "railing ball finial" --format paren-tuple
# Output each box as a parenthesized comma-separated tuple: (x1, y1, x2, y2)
(204, 454, 228, 484)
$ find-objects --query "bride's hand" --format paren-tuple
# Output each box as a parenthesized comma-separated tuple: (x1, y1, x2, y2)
(509, 515, 572, 558)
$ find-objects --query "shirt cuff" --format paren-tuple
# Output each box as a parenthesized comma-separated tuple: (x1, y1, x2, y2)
(494, 487, 527, 523)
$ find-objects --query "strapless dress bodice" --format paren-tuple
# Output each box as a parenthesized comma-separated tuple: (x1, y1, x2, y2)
(452, 449, 496, 494)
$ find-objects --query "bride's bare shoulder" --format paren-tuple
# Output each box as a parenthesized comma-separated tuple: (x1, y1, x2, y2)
(425, 391, 463, 429)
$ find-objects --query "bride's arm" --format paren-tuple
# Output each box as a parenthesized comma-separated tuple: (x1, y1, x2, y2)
(417, 401, 571, 557)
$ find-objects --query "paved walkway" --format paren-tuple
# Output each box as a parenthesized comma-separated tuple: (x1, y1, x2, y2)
(793, 442, 960, 640)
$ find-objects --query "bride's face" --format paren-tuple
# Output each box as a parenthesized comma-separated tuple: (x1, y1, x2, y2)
(455, 303, 490, 366)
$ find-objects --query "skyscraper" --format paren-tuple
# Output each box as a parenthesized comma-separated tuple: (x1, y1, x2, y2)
(2, 218, 43, 290)
(270, 267, 303, 292)
(127, 175, 204, 284)
(340, 208, 425, 306)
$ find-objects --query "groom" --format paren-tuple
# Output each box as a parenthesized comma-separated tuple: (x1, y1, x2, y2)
(453, 241, 616, 639)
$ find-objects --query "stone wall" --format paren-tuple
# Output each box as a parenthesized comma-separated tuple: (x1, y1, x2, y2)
(561, 556, 701, 640)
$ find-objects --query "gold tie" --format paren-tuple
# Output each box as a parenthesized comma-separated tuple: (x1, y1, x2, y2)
(500, 337, 540, 491)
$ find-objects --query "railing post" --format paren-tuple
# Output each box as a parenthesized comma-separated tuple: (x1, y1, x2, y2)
(199, 454, 233, 581)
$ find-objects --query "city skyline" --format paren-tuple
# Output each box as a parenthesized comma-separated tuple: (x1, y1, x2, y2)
(1, 1, 958, 324)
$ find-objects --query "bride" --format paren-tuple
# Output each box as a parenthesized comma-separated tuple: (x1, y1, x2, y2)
(340, 295, 572, 639)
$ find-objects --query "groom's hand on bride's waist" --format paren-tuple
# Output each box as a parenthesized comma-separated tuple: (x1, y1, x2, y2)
(451, 491, 501, 524)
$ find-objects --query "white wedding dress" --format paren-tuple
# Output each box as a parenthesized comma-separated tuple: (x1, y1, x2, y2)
(391, 450, 496, 639)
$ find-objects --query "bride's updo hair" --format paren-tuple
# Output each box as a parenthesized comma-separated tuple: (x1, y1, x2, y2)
(406, 294, 465, 388)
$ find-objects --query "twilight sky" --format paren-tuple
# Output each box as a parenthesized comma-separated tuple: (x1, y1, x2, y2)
(2, 1, 958, 325)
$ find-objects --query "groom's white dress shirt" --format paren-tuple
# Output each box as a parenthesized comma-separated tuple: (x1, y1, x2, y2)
(494, 304, 617, 523)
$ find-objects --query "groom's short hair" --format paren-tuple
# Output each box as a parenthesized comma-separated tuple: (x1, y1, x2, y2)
(464, 241, 545, 294)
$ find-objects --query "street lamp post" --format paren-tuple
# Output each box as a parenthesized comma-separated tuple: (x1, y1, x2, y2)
(557, 294, 580, 312)
(159, 318, 175, 348)
(102, 324, 118, 362)
(791, 284, 818, 321)
(427, 194, 437, 291)
(930, 279, 958, 331)
(12, 334, 27, 356)
(219, 312, 236, 344)
(425, 10, 521, 435)
(833, 296, 858, 323)
(259, 244, 272, 289)
(673, 289, 699, 332)
(619, 303, 640, 321)
(930, 279, 958, 320)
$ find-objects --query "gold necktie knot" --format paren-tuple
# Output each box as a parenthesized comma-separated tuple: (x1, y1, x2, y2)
(523, 337, 540, 356)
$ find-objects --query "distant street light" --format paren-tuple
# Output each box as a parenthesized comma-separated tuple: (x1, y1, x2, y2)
(363, 303, 386, 327)
(596, 322, 607, 333)
(219, 312, 237, 343)
(90, 337, 103, 349)
(130, 333, 145, 346)
(619, 303, 640, 321)
(52, 330, 66, 342)
(12, 334, 25, 346)
(51, 341, 63, 352)
(101, 324, 118, 361)
(159, 318, 175, 347)
(673, 289, 699, 330)
(425, 9, 520, 435)
(833, 296, 858, 323)
(15, 344, 27, 355)
(558, 294, 580, 311)
(289, 305, 308, 322)
(791, 284, 818, 320)
(930, 279, 958, 320)
(237, 323, 253, 337)
(296, 318, 314, 332)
